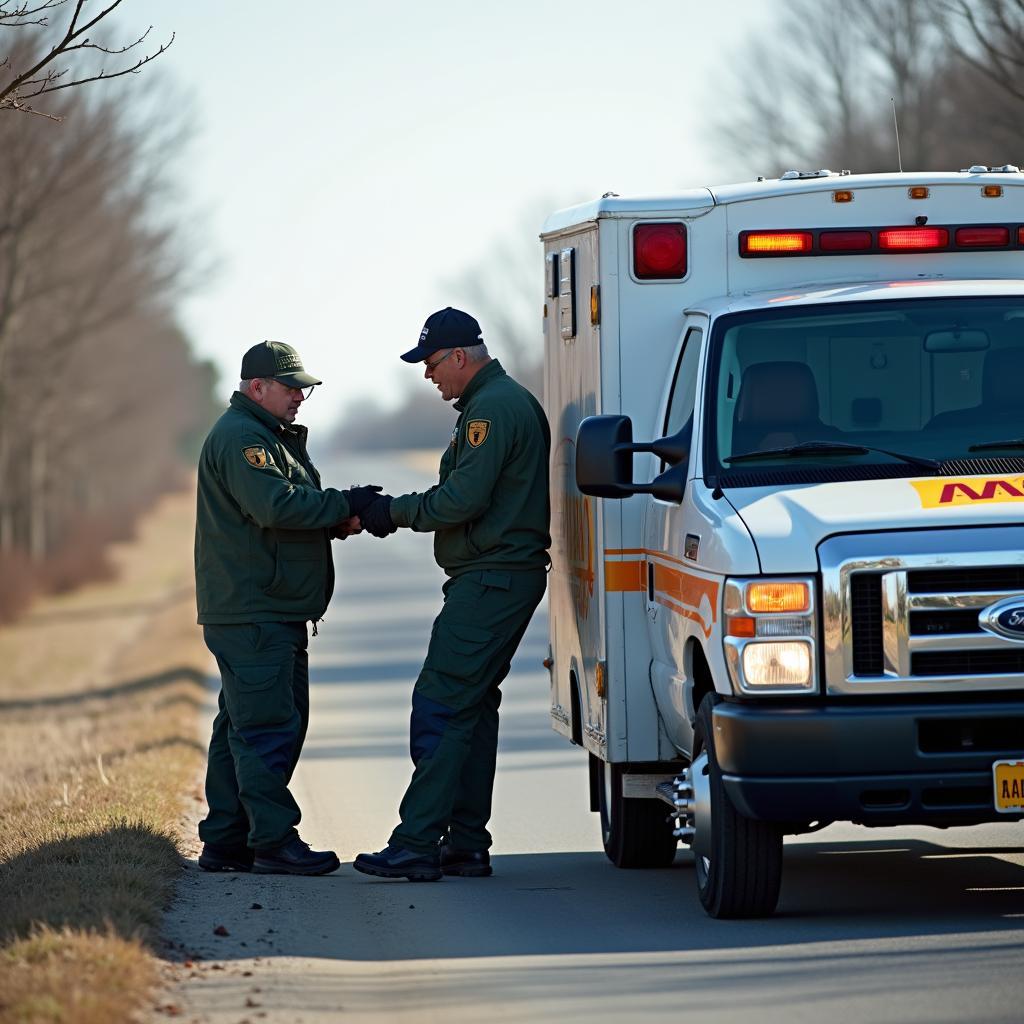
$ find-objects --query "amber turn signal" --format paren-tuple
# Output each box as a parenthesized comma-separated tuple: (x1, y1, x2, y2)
(746, 581, 810, 614)
(727, 616, 757, 638)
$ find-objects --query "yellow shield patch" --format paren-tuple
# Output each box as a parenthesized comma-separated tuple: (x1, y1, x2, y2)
(243, 446, 268, 468)
(467, 420, 490, 448)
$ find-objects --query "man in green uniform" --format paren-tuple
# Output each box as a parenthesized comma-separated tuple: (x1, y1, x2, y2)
(353, 308, 551, 881)
(195, 340, 385, 875)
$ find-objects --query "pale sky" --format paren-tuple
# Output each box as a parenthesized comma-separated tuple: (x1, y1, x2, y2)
(120, 0, 776, 430)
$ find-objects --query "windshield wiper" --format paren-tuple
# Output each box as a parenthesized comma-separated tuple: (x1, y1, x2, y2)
(726, 440, 940, 470)
(968, 438, 1024, 452)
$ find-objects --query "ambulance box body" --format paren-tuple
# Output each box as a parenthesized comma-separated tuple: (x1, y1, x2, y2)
(541, 169, 1024, 917)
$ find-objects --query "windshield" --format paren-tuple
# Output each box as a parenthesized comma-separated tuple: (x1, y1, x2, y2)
(704, 296, 1024, 485)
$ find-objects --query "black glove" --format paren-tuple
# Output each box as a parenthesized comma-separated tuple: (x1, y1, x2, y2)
(342, 484, 383, 518)
(361, 495, 396, 538)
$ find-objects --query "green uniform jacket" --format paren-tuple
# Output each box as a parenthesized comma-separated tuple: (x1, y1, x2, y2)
(390, 360, 551, 576)
(195, 392, 351, 624)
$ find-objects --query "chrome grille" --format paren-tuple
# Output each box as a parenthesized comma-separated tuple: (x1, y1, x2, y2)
(821, 528, 1024, 695)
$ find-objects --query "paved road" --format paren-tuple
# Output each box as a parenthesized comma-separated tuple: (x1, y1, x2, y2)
(162, 453, 1024, 1024)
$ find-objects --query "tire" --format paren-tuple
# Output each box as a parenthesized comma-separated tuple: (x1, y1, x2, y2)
(691, 693, 783, 918)
(592, 754, 678, 868)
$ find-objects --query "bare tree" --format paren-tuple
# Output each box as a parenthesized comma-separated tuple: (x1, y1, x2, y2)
(0, 74, 214, 593)
(0, 0, 172, 119)
(716, 0, 1023, 177)
(936, 0, 1024, 98)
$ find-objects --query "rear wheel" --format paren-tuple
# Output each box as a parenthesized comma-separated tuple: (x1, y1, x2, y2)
(592, 754, 678, 868)
(691, 694, 783, 918)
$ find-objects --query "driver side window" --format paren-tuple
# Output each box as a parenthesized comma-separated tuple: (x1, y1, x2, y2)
(661, 327, 703, 469)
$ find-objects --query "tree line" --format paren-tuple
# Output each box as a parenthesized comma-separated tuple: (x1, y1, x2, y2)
(718, 0, 1024, 173)
(0, 13, 217, 619)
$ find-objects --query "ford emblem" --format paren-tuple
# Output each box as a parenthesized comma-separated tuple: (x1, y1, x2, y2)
(979, 597, 1024, 641)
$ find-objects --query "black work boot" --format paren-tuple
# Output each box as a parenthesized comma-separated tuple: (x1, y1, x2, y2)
(440, 843, 492, 878)
(353, 844, 442, 882)
(253, 836, 340, 876)
(198, 842, 254, 873)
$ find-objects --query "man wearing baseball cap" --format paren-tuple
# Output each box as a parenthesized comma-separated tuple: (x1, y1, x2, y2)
(194, 340, 387, 876)
(353, 309, 551, 881)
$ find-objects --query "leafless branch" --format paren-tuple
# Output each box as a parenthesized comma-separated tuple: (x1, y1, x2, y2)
(0, 1, 68, 29)
(934, 0, 1024, 103)
(0, 0, 173, 117)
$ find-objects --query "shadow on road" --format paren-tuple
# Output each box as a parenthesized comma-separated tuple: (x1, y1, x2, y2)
(172, 838, 1024, 965)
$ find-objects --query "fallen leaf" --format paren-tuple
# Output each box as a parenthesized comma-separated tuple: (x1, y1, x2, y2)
(213, 925, 229, 937)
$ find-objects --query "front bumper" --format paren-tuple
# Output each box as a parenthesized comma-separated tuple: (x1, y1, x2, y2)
(713, 699, 1024, 826)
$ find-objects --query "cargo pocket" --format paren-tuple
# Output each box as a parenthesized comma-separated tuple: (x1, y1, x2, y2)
(421, 620, 497, 707)
(223, 661, 293, 730)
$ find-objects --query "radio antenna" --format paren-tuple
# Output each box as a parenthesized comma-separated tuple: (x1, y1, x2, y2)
(891, 96, 903, 173)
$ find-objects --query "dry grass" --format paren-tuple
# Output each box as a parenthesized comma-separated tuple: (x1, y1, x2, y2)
(0, 486, 209, 1024)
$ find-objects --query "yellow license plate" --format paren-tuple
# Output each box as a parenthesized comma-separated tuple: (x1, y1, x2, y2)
(993, 760, 1024, 813)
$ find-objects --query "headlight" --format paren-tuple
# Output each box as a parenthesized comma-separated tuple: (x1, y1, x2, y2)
(723, 578, 817, 694)
(742, 641, 812, 687)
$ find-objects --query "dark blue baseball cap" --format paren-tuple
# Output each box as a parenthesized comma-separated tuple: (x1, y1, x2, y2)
(400, 307, 483, 362)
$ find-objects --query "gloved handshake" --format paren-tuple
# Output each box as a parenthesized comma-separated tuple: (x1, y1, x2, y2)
(335, 484, 397, 540)
(360, 493, 396, 538)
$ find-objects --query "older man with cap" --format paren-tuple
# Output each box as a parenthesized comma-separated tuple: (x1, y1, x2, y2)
(195, 340, 386, 875)
(353, 308, 551, 881)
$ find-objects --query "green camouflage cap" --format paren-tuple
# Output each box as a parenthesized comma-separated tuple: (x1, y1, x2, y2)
(240, 340, 321, 388)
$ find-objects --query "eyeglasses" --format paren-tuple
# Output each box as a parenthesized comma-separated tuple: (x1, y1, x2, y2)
(268, 379, 315, 400)
(425, 349, 455, 372)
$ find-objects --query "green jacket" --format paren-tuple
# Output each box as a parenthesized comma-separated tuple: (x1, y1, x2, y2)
(195, 392, 351, 624)
(390, 360, 551, 576)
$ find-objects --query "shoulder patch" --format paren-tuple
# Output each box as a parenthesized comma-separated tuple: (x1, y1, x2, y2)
(242, 445, 268, 468)
(466, 419, 490, 448)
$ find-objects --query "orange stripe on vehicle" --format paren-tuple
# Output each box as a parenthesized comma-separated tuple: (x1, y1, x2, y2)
(606, 546, 690, 568)
(653, 563, 718, 618)
(604, 559, 646, 592)
(655, 594, 715, 639)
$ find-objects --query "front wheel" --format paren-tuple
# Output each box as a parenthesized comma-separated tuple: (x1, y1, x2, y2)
(592, 755, 678, 868)
(690, 694, 783, 918)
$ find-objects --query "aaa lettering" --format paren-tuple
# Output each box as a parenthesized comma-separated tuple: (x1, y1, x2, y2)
(912, 475, 1024, 508)
(939, 479, 1023, 504)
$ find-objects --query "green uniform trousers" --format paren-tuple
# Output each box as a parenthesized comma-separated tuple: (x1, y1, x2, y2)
(390, 567, 547, 854)
(198, 621, 309, 850)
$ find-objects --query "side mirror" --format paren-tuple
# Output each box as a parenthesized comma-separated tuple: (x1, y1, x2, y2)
(575, 415, 688, 503)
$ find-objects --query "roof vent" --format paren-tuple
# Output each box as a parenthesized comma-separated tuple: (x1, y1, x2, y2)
(962, 165, 990, 173)
(991, 164, 1021, 173)
(780, 169, 836, 180)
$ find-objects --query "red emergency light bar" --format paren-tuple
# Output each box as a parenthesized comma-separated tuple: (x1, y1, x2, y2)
(957, 226, 1011, 246)
(739, 224, 1024, 258)
(878, 227, 949, 250)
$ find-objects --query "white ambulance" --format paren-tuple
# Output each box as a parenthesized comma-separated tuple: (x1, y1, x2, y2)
(540, 168, 1024, 918)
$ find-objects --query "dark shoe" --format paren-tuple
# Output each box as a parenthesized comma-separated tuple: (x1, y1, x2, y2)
(440, 845, 492, 877)
(353, 844, 442, 882)
(198, 842, 254, 873)
(253, 836, 340, 876)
